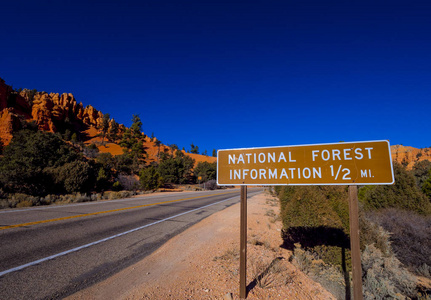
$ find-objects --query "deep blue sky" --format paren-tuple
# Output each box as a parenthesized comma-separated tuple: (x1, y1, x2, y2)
(2, 0, 430, 153)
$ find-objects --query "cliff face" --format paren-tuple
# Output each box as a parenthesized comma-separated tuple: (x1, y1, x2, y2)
(0, 78, 32, 144)
(31, 92, 103, 132)
(0, 78, 10, 111)
(391, 145, 431, 169)
(0, 109, 21, 145)
(0, 78, 105, 145)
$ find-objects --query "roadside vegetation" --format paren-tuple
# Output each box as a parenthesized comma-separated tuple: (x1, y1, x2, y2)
(0, 117, 218, 209)
(273, 161, 431, 299)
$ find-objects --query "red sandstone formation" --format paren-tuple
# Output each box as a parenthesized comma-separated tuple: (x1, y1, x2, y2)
(0, 78, 107, 143)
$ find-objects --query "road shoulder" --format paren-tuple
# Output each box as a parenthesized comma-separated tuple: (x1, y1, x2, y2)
(67, 190, 335, 300)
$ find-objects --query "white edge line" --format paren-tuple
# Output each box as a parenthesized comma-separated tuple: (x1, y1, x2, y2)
(0, 190, 233, 214)
(0, 194, 249, 277)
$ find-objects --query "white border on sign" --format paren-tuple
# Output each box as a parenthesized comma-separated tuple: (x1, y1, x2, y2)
(216, 140, 395, 186)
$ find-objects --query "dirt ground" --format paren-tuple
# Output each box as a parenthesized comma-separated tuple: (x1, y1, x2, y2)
(68, 190, 335, 300)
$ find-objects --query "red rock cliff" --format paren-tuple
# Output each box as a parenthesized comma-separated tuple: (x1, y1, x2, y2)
(0, 78, 105, 145)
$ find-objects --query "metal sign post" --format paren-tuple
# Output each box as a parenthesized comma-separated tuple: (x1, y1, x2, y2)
(349, 185, 363, 300)
(240, 186, 247, 299)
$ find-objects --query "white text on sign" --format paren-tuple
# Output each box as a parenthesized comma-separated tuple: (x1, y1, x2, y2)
(217, 141, 394, 186)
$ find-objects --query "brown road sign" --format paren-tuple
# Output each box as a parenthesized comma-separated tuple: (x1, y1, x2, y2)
(217, 140, 394, 186)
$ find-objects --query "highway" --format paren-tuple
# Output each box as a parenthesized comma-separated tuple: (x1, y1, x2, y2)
(0, 188, 262, 299)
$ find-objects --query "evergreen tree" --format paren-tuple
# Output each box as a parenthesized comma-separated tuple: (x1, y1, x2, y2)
(139, 166, 162, 191)
(190, 143, 199, 154)
(194, 161, 217, 182)
(411, 160, 431, 188)
(157, 151, 195, 184)
(154, 139, 162, 161)
(119, 115, 147, 168)
(0, 130, 85, 195)
(108, 119, 119, 141)
(422, 169, 431, 199)
(100, 113, 110, 145)
(359, 162, 431, 214)
(131, 114, 143, 137)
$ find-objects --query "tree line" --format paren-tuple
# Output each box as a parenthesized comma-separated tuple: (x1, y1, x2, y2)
(0, 115, 217, 198)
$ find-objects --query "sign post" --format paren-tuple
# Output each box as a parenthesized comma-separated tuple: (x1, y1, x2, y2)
(349, 185, 363, 300)
(240, 186, 247, 299)
(217, 140, 394, 299)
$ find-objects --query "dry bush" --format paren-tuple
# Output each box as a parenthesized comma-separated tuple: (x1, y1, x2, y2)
(367, 208, 431, 278)
(291, 243, 347, 299)
(117, 174, 139, 191)
(359, 209, 392, 255)
(417, 264, 431, 278)
(107, 190, 133, 200)
(362, 244, 417, 299)
(249, 256, 289, 290)
(204, 179, 217, 190)
(0, 199, 9, 209)
(213, 248, 239, 262)
(12, 194, 41, 207)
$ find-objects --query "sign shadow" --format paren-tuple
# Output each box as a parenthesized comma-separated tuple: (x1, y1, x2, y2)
(281, 226, 352, 300)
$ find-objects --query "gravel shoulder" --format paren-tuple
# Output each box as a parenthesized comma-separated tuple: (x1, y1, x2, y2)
(68, 190, 335, 300)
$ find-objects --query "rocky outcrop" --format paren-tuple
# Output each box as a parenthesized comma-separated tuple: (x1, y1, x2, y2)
(0, 78, 109, 145)
(31, 92, 104, 132)
(391, 145, 431, 169)
(0, 108, 21, 145)
(0, 78, 10, 111)
(31, 93, 56, 131)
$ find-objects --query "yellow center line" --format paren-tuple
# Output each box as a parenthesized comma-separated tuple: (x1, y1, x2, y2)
(0, 191, 237, 231)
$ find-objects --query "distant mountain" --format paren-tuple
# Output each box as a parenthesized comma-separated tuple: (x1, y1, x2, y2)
(0, 77, 216, 165)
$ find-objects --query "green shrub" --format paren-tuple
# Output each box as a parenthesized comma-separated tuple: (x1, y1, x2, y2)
(279, 186, 346, 229)
(0, 129, 96, 196)
(278, 186, 351, 269)
(422, 172, 431, 199)
(157, 151, 195, 184)
(55, 161, 96, 194)
(412, 160, 431, 189)
(194, 161, 217, 182)
(359, 162, 431, 215)
(139, 166, 162, 191)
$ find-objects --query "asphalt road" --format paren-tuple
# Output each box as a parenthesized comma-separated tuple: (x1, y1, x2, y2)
(0, 188, 262, 300)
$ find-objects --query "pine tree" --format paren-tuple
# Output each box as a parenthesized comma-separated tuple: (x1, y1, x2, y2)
(108, 119, 119, 141)
(101, 113, 110, 145)
(119, 115, 147, 171)
(190, 143, 199, 154)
